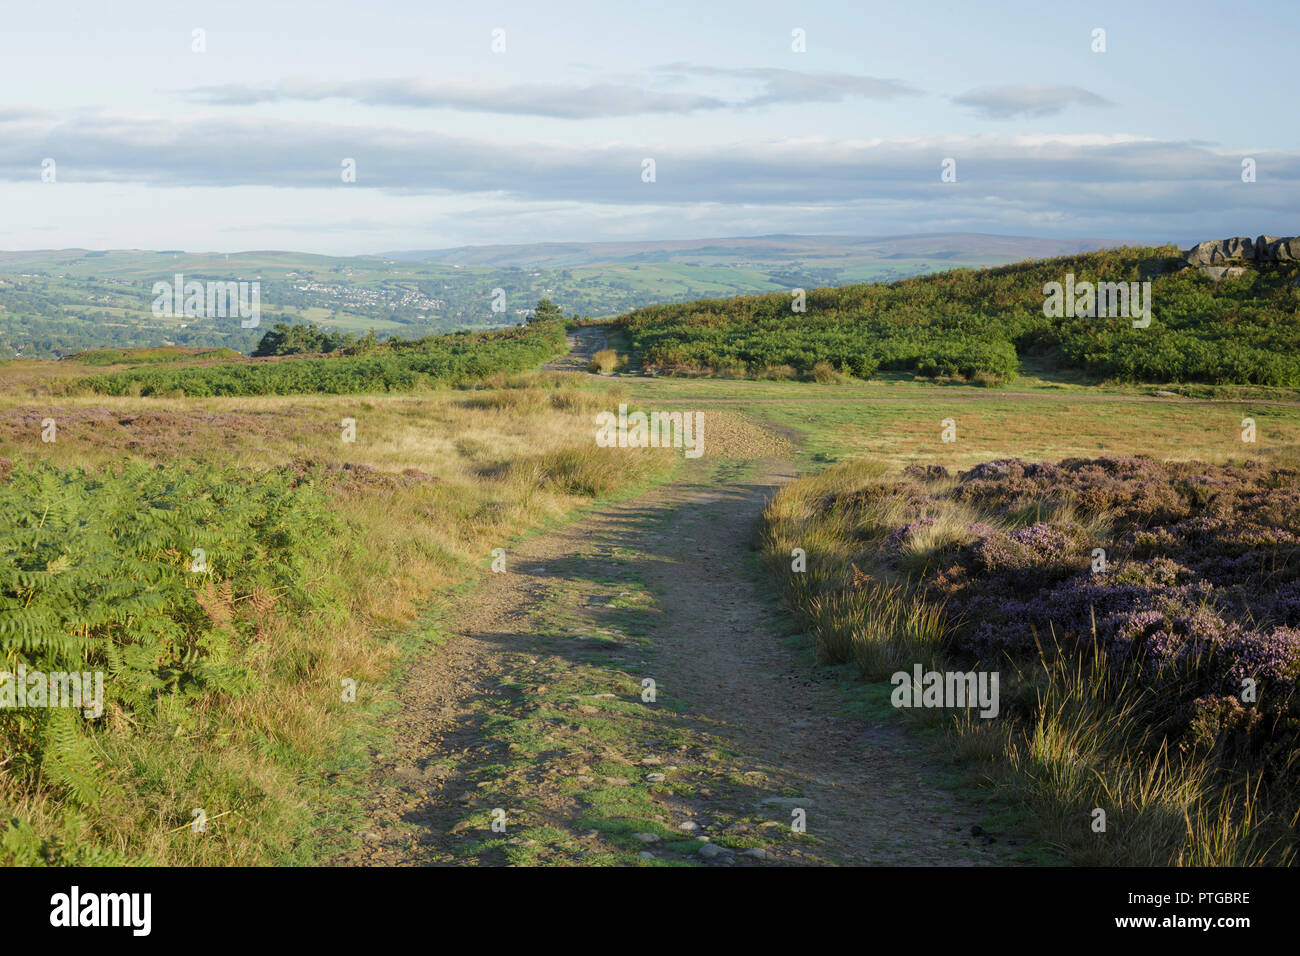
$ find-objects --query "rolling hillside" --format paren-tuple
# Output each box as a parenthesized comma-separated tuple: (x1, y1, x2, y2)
(615, 244, 1300, 388)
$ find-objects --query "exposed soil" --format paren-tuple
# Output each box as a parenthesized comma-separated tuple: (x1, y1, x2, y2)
(543, 326, 609, 373)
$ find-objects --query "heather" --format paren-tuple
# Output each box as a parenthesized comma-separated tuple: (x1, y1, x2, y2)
(914, 458, 1300, 708)
(761, 455, 1300, 864)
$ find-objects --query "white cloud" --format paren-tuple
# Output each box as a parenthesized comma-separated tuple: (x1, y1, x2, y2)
(952, 84, 1114, 119)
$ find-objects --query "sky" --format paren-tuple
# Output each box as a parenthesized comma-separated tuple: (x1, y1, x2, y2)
(0, 0, 1295, 254)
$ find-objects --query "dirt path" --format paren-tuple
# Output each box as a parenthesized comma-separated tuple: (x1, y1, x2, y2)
(542, 325, 608, 372)
(348, 454, 1009, 866)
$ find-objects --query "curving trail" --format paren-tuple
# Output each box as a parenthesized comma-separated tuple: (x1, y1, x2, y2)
(348, 456, 1009, 864)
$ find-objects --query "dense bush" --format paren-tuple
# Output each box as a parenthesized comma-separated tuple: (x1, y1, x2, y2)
(252, 322, 370, 357)
(78, 322, 566, 396)
(617, 246, 1300, 386)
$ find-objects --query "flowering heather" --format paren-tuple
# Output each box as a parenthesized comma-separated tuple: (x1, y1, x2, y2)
(874, 456, 1300, 734)
(765, 448, 1300, 864)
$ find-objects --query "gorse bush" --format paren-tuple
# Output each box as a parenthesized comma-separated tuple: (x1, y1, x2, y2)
(76, 322, 566, 397)
(617, 246, 1300, 386)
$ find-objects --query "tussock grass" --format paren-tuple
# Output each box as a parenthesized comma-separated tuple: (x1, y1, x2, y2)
(811, 361, 848, 384)
(588, 349, 624, 375)
(989, 639, 1290, 866)
(895, 507, 987, 577)
(806, 581, 950, 678)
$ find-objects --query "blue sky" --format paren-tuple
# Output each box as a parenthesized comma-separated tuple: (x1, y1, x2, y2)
(0, 0, 1295, 253)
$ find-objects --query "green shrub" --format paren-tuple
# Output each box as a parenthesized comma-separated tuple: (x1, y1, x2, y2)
(78, 322, 566, 397)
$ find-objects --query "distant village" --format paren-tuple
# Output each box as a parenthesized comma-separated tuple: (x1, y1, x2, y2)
(292, 280, 445, 312)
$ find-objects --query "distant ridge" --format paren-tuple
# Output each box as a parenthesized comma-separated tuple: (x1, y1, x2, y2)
(378, 233, 1149, 269)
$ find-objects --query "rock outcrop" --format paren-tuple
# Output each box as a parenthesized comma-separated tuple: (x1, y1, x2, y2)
(1255, 236, 1300, 262)
(1186, 236, 1255, 266)
(1183, 234, 1300, 279)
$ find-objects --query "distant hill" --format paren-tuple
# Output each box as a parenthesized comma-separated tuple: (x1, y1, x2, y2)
(380, 233, 1144, 269)
(0, 234, 1149, 359)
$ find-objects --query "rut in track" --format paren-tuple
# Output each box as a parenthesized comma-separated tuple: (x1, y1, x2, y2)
(349, 456, 1009, 866)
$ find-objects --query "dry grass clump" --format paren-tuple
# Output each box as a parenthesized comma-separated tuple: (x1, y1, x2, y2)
(588, 349, 624, 375)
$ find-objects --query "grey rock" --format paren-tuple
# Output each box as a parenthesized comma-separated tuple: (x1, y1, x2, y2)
(1199, 265, 1248, 280)
(698, 843, 733, 859)
(1257, 235, 1300, 262)
(1185, 236, 1254, 266)
(741, 848, 769, 860)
